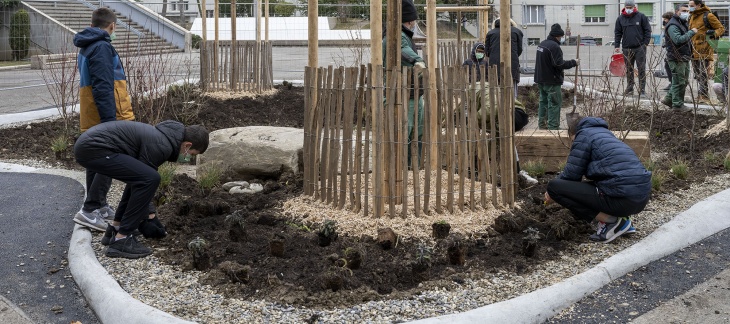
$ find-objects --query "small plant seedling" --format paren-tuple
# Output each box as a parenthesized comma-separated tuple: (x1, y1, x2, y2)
(157, 162, 177, 190)
(414, 243, 433, 267)
(435, 219, 448, 225)
(642, 159, 656, 172)
(197, 164, 223, 193)
(522, 227, 543, 243)
(703, 151, 721, 165)
(187, 237, 208, 254)
(670, 159, 689, 180)
(320, 219, 337, 238)
(225, 210, 246, 230)
(50, 135, 67, 153)
(651, 170, 666, 192)
(523, 159, 546, 177)
(286, 221, 311, 232)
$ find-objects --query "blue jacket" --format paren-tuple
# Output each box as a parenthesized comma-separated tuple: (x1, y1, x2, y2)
(561, 117, 651, 199)
(74, 27, 134, 131)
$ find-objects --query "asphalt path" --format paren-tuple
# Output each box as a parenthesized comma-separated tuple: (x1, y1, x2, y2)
(0, 172, 99, 324)
(548, 227, 730, 323)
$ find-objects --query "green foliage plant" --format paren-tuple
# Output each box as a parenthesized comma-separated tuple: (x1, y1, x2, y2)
(523, 159, 546, 177)
(670, 159, 689, 180)
(10, 9, 30, 61)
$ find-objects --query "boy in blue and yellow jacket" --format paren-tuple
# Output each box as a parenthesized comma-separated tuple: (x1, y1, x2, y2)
(72, 7, 135, 232)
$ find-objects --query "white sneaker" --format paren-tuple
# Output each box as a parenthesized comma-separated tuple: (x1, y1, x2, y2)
(519, 170, 538, 185)
(97, 205, 116, 222)
(73, 209, 108, 232)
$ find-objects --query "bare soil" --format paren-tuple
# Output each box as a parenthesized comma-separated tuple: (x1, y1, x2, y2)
(1, 85, 728, 308)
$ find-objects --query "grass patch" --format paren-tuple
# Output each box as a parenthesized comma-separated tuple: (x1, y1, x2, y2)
(522, 159, 546, 177)
(50, 135, 67, 153)
(157, 162, 177, 190)
(643, 159, 657, 172)
(724, 155, 730, 171)
(703, 150, 721, 165)
(651, 170, 666, 191)
(198, 163, 223, 193)
(670, 159, 689, 180)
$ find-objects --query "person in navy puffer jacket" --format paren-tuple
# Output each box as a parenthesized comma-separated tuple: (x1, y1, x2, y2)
(544, 117, 651, 243)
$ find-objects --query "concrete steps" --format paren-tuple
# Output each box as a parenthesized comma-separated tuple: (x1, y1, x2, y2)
(24, 0, 184, 57)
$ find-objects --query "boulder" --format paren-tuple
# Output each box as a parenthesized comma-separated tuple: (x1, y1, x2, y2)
(198, 126, 304, 178)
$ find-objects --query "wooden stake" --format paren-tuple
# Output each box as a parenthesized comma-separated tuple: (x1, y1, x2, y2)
(230, 0, 237, 91)
(446, 66, 455, 213)
(412, 66, 421, 218)
(427, 0, 439, 175)
(488, 65, 498, 207)
(435, 67, 444, 214)
(402, 66, 410, 218)
(422, 68, 431, 215)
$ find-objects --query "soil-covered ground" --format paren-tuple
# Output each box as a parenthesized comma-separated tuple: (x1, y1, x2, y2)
(1, 84, 729, 308)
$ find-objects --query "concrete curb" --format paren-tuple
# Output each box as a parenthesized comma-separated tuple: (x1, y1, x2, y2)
(410, 188, 730, 324)
(0, 294, 33, 324)
(0, 64, 30, 71)
(68, 224, 197, 324)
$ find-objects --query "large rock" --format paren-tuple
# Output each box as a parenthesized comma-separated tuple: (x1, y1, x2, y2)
(198, 126, 304, 178)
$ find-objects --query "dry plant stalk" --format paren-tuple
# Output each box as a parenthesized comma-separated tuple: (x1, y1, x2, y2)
(39, 33, 79, 137)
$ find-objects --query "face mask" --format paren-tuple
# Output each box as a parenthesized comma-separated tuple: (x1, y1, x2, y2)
(689, 7, 696, 12)
(475, 53, 485, 60)
(680, 12, 690, 21)
(109, 32, 117, 42)
(559, 37, 565, 44)
(177, 148, 191, 163)
(409, 23, 417, 32)
(625, 8, 634, 14)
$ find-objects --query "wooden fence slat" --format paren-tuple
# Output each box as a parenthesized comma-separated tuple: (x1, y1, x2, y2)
(411, 66, 421, 219)
(467, 65, 477, 211)
(365, 64, 375, 217)
(489, 65, 498, 207)
(320, 66, 334, 201)
(457, 66, 467, 212)
(446, 66, 455, 214)
(401, 66, 409, 219)
(312, 67, 327, 199)
(354, 65, 366, 213)
(479, 64, 488, 208)
(303, 67, 312, 195)
(374, 66, 384, 218)
(329, 67, 344, 206)
(340, 67, 357, 209)
(435, 67, 444, 214)
(422, 68, 431, 215)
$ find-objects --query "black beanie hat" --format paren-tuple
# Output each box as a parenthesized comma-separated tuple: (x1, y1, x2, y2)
(549, 23, 565, 37)
(402, 0, 418, 22)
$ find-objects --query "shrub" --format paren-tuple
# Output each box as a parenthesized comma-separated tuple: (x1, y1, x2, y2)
(670, 159, 689, 180)
(522, 159, 546, 177)
(0, 0, 20, 8)
(10, 9, 30, 61)
(157, 162, 177, 190)
(651, 170, 666, 191)
(198, 164, 223, 193)
(191, 34, 202, 49)
(724, 155, 730, 171)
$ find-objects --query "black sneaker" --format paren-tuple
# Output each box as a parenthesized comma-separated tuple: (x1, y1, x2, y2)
(590, 218, 632, 243)
(105, 236, 152, 259)
(101, 227, 142, 246)
(101, 226, 116, 246)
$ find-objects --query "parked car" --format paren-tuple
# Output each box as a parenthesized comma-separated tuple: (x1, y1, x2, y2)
(605, 41, 619, 47)
(580, 39, 598, 46)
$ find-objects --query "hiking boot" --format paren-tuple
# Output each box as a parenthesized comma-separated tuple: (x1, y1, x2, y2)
(105, 235, 152, 259)
(590, 218, 632, 243)
(660, 98, 673, 108)
(73, 209, 108, 232)
(101, 225, 116, 246)
(97, 205, 116, 222)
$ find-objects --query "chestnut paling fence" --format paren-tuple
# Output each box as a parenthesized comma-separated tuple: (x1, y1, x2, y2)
(302, 60, 518, 218)
(199, 40, 274, 92)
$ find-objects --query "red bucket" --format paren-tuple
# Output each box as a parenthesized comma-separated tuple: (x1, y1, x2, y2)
(609, 53, 626, 77)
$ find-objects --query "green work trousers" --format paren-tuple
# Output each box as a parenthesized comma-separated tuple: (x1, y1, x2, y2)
(384, 96, 424, 166)
(537, 84, 562, 130)
(663, 60, 689, 108)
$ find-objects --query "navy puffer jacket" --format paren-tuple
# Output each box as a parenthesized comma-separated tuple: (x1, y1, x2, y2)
(560, 117, 651, 199)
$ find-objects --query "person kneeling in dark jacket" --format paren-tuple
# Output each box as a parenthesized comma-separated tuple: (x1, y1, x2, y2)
(544, 117, 651, 243)
(74, 120, 209, 259)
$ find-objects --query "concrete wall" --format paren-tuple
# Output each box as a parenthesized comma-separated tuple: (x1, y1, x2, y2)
(0, 4, 75, 60)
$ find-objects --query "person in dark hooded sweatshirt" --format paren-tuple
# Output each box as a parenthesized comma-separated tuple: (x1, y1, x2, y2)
(614, 0, 652, 97)
(535, 23, 578, 130)
(462, 42, 487, 82)
(74, 120, 209, 259)
(544, 117, 651, 243)
(72, 8, 136, 233)
(485, 18, 523, 98)
(383, 0, 425, 166)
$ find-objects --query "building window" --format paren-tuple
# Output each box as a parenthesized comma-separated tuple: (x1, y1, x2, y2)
(638, 3, 654, 22)
(170, 2, 176, 11)
(527, 37, 541, 46)
(523, 5, 545, 24)
(584, 5, 606, 23)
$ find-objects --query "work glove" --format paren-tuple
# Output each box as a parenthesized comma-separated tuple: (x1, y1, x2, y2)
(138, 216, 167, 239)
(414, 61, 426, 69)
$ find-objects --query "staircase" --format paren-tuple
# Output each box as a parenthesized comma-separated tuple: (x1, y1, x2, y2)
(24, 0, 184, 57)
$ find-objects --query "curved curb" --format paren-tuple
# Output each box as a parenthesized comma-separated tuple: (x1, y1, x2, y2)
(0, 294, 33, 324)
(68, 225, 198, 324)
(409, 188, 730, 324)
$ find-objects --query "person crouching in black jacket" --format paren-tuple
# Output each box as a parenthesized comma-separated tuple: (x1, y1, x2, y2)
(544, 117, 651, 243)
(74, 120, 209, 259)
(534, 23, 578, 130)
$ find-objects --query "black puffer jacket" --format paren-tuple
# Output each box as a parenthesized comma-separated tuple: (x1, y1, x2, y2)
(484, 20, 523, 83)
(614, 8, 652, 49)
(534, 36, 577, 86)
(74, 120, 184, 169)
